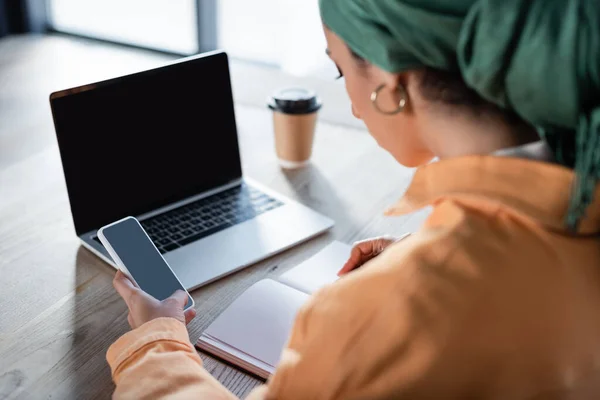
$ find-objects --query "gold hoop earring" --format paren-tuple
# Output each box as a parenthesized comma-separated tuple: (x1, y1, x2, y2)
(370, 83, 408, 115)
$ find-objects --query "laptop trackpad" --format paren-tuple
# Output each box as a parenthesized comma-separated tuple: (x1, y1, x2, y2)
(164, 209, 298, 290)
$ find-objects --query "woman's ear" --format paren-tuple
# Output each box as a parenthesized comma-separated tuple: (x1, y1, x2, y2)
(374, 68, 403, 92)
(370, 69, 411, 113)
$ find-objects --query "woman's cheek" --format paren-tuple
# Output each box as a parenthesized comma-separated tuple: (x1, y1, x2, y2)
(344, 77, 371, 115)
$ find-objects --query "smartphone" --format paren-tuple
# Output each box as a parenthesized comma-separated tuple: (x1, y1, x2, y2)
(98, 216, 194, 310)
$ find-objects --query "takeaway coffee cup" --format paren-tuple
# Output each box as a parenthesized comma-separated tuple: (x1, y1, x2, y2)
(267, 87, 322, 169)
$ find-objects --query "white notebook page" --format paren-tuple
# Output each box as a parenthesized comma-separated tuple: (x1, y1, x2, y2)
(278, 241, 351, 294)
(203, 279, 309, 368)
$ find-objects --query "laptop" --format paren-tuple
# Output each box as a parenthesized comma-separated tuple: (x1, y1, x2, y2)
(49, 50, 334, 291)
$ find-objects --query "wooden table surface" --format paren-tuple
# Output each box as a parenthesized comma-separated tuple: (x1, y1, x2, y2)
(0, 34, 426, 399)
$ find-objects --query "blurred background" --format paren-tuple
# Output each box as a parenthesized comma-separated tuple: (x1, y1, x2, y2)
(0, 0, 364, 170)
(46, 0, 334, 77)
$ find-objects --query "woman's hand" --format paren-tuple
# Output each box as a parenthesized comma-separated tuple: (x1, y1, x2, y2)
(338, 233, 411, 276)
(113, 270, 197, 329)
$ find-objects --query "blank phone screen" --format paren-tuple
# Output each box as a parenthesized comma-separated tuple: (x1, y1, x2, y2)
(101, 217, 192, 308)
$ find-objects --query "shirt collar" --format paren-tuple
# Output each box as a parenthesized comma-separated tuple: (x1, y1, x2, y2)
(385, 155, 600, 235)
(492, 140, 555, 163)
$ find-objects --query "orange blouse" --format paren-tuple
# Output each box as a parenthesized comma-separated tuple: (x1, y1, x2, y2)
(108, 156, 600, 399)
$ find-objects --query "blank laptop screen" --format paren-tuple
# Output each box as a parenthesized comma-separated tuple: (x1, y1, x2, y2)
(50, 52, 242, 235)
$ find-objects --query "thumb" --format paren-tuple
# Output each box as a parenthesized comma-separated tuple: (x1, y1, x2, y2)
(169, 290, 190, 309)
(184, 308, 197, 325)
(338, 246, 363, 276)
(338, 236, 397, 276)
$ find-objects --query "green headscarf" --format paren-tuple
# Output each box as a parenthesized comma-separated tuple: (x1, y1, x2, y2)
(320, 0, 600, 231)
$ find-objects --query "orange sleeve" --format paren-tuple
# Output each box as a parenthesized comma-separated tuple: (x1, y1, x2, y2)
(260, 231, 475, 399)
(107, 229, 471, 399)
(107, 317, 269, 400)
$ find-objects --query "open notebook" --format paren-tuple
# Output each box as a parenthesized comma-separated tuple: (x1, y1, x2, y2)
(196, 241, 351, 379)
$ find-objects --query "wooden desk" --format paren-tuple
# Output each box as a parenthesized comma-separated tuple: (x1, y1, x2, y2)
(0, 36, 425, 399)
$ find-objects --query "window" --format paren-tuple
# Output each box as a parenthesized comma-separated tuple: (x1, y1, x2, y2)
(217, 0, 330, 77)
(47, 0, 333, 78)
(47, 0, 199, 54)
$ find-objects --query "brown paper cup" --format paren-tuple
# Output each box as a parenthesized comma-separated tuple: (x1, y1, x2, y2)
(273, 111, 317, 169)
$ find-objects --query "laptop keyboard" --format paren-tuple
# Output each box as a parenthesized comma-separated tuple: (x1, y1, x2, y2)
(95, 184, 283, 254)
(144, 184, 283, 253)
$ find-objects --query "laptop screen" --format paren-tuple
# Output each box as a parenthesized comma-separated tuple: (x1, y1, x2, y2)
(50, 51, 243, 235)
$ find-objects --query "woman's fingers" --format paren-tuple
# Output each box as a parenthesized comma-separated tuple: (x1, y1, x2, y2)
(184, 308, 197, 325)
(338, 245, 370, 276)
(112, 271, 197, 329)
(127, 312, 134, 328)
(338, 235, 410, 276)
(338, 239, 383, 276)
(113, 270, 139, 306)
(168, 290, 190, 309)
